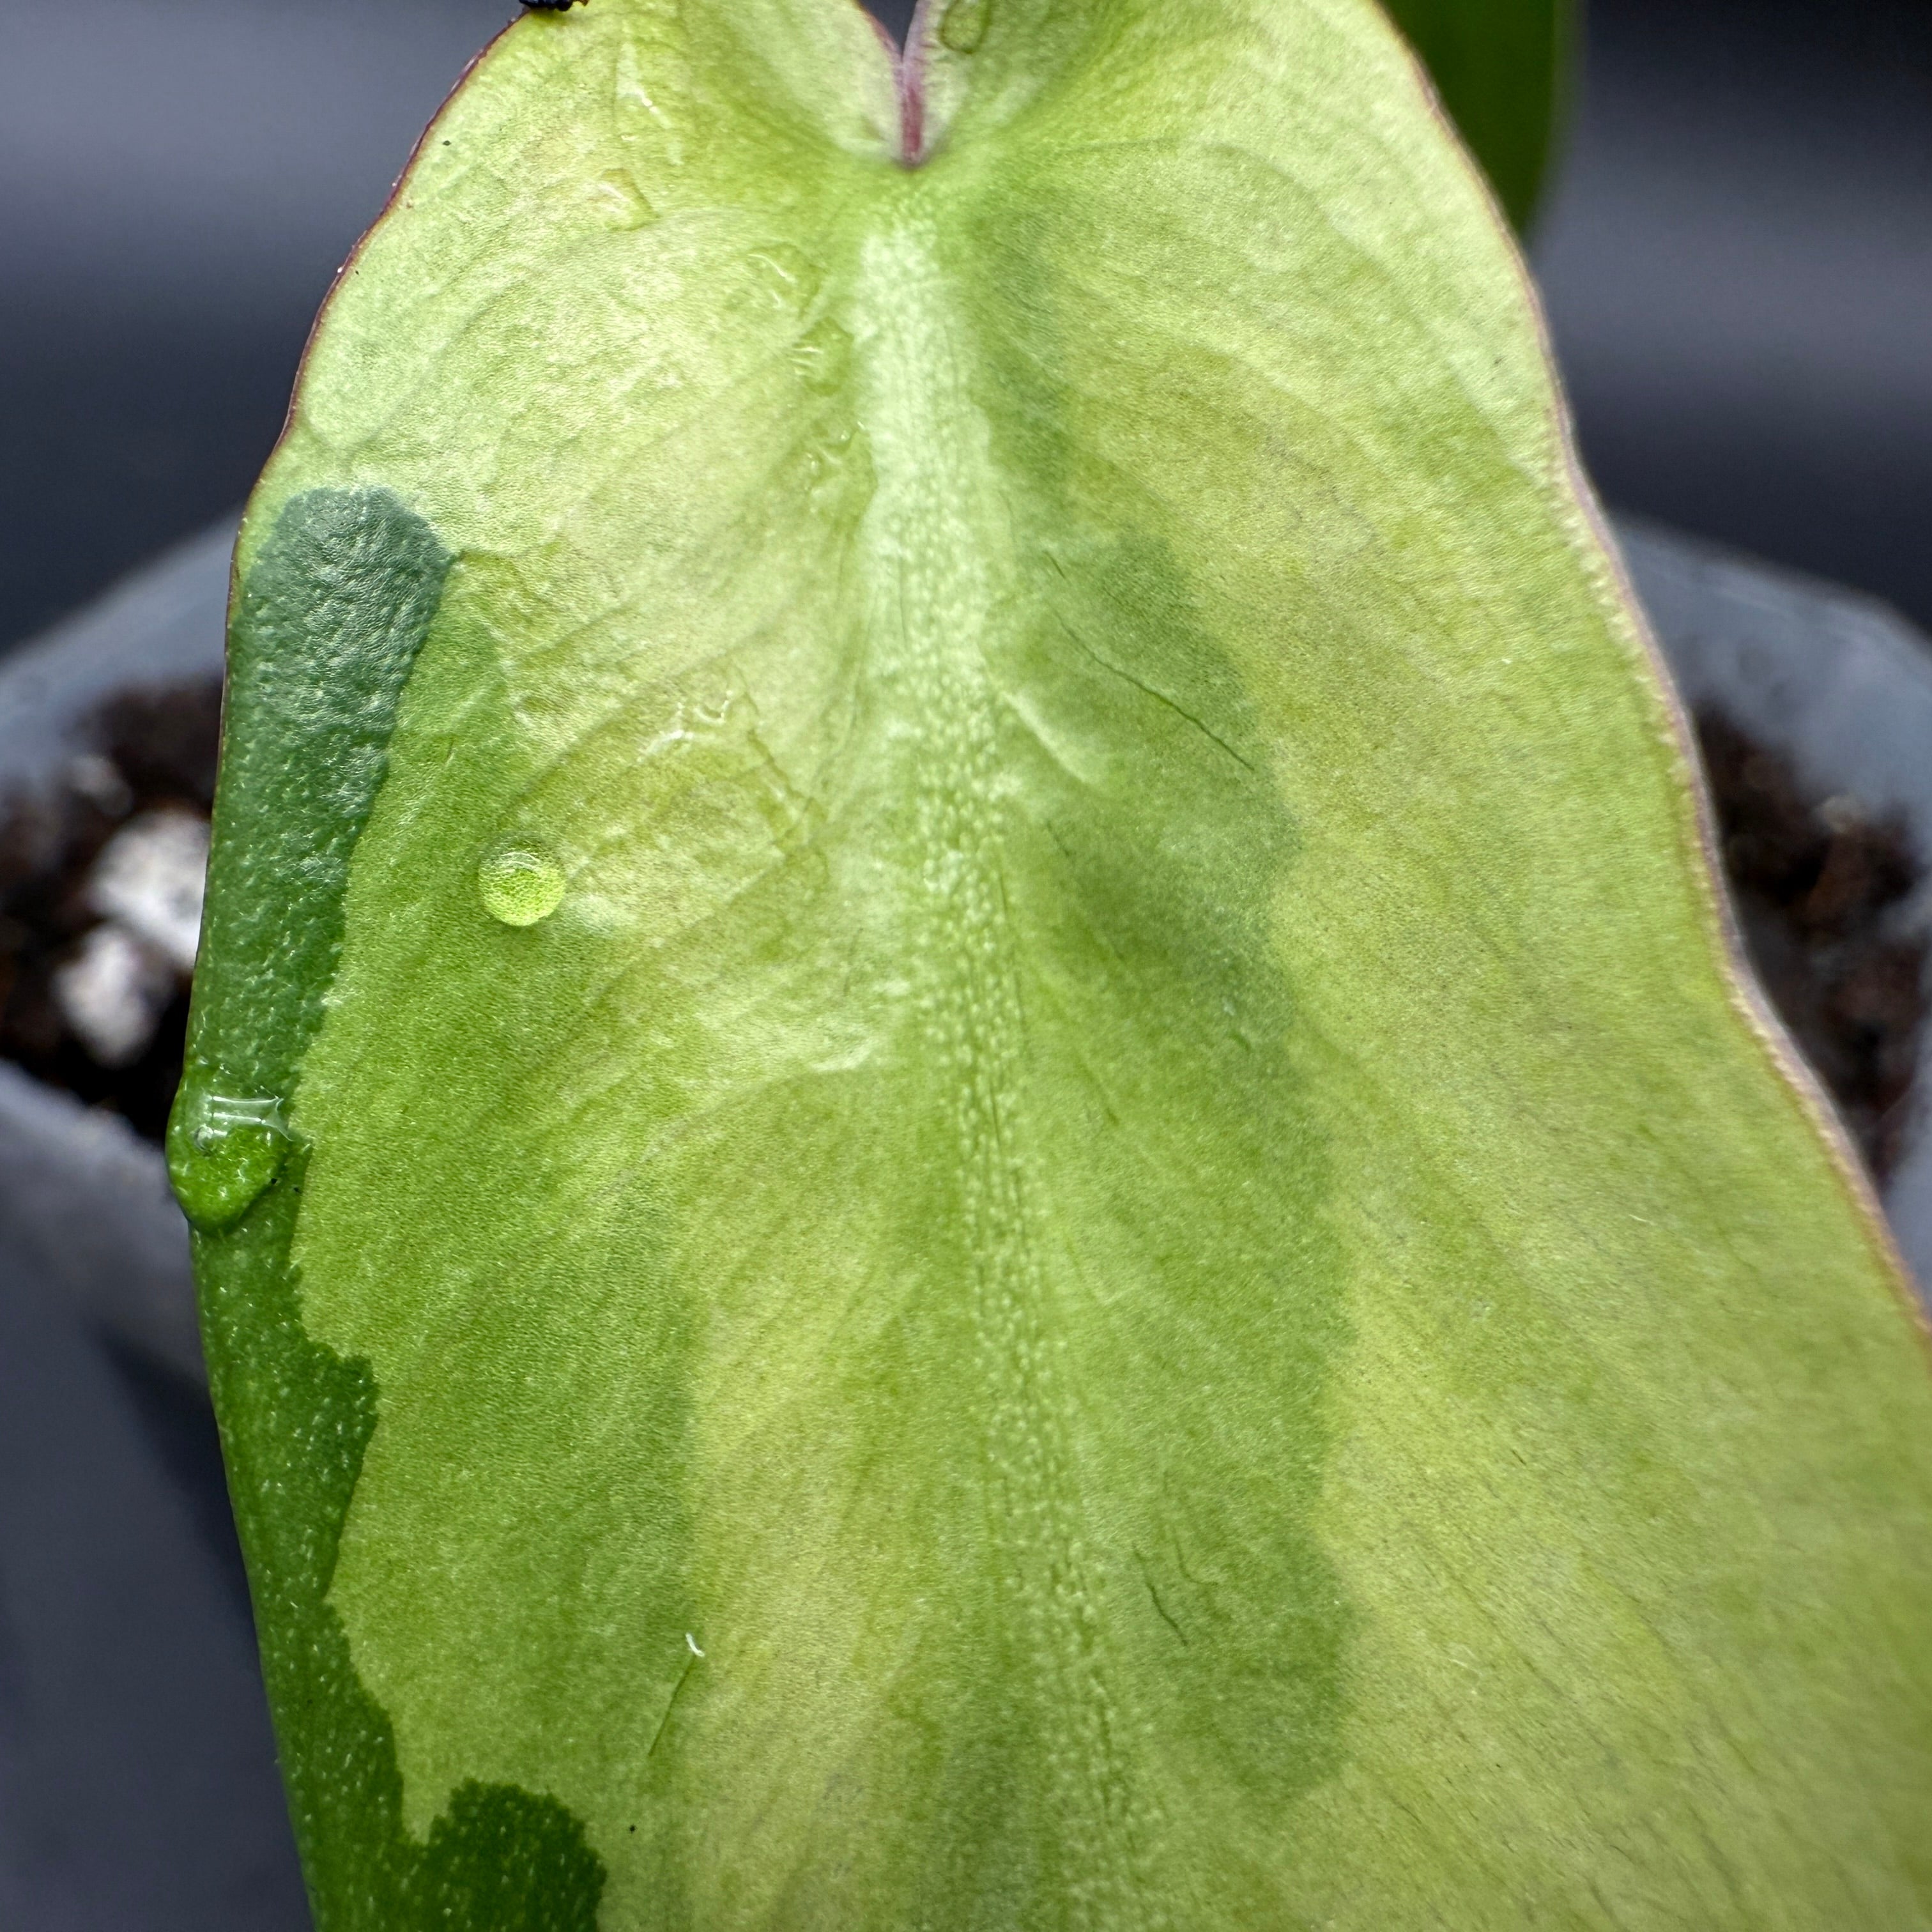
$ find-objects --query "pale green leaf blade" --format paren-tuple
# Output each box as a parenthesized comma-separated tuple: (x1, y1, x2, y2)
(178, 1, 1932, 1927)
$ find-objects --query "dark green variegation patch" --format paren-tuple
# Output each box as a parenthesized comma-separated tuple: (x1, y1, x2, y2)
(188, 488, 450, 1098)
(186, 3, 1932, 1928)
(176, 491, 604, 1925)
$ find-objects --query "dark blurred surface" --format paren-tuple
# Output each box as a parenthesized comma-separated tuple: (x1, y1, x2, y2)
(3, 0, 1929, 654)
(0, 0, 515, 654)
(1534, 0, 1932, 631)
(0, 1257, 307, 1930)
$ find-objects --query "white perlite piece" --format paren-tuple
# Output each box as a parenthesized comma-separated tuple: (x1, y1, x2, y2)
(65, 751, 134, 818)
(53, 923, 176, 1068)
(88, 808, 210, 975)
(51, 808, 212, 1067)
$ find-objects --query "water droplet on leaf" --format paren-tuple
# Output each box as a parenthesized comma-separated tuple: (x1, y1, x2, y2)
(746, 244, 821, 316)
(940, 0, 990, 54)
(479, 845, 567, 927)
(167, 1077, 289, 1231)
(591, 168, 656, 230)
(792, 317, 853, 397)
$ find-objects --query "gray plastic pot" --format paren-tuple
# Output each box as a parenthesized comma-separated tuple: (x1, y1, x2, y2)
(0, 524, 309, 1932)
(0, 523, 232, 1388)
(1618, 520, 1932, 1287)
(1, 514, 1928, 1928)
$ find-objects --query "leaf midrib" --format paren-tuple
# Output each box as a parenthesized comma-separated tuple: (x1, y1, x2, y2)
(852, 204, 1152, 1917)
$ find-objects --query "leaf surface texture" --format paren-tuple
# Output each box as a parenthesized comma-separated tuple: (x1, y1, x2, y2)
(180, 1, 1932, 1926)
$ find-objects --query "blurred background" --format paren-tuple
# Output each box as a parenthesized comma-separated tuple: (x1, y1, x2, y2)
(0, 0, 1927, 1926)
(3, 0, 1929, 660)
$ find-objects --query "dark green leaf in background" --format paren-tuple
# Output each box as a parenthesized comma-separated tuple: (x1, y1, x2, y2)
(1383, 0, 1576, 227)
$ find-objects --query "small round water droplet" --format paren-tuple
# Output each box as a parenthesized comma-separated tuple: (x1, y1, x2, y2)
(939, 0, 990, 54)
(167, 1075, 289, 1232)
(478, 845, 566, 927)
